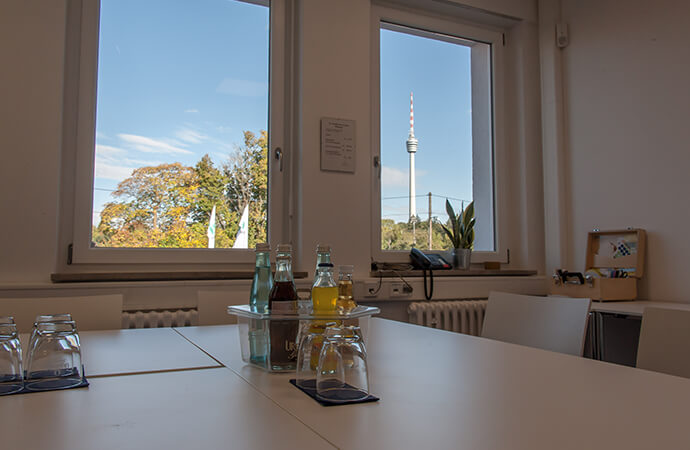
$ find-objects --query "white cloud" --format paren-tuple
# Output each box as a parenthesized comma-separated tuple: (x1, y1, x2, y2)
(216, 78, 267, 97)
(185, 108, 200, 114)
(118, 133, 193, 155)
(175, 128, 207, 144)
(95, 144, 126, 157)
(94, 160, 136, 181)
(381, 166, 408, 189)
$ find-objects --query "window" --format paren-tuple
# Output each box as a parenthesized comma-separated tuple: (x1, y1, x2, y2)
(372, 7, 504, 263)
(65, 0, 289, 264)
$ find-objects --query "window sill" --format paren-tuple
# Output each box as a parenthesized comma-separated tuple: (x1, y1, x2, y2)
(50, 271, 309, 283)
(370, 268, 537, 278)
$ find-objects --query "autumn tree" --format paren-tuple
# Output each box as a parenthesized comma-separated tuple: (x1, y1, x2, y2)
(97, 163, 200, 247)
(94, 130, 269, 249)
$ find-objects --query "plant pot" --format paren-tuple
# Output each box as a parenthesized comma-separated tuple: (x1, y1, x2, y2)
(452, 248, 471, 270)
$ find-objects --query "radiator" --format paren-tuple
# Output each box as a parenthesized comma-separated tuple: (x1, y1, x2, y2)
(408, 300, 488, 336)
(121, 309, 199, 329)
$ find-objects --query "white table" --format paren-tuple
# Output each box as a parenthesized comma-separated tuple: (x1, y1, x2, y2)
(1, 368, 334, 450)
(22, 327, 222, 377)
(591, 300, 690, 316)
(589, 301, 690, 360)
(177, 319, 690, 450)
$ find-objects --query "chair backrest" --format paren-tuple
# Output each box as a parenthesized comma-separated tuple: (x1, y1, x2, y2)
(481, 291, 591, 356)
(637, 307, 690, 378)
(198, 290, 245, 326)
(0, 295, 123, 332)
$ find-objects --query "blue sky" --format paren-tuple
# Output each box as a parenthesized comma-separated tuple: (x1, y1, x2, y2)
(93, 0, 475, 227)
(93, 0, 269, 224)
(380, 28, 474, 223)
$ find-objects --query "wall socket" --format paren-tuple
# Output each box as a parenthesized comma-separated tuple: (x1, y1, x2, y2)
(390, 282, 413, 297)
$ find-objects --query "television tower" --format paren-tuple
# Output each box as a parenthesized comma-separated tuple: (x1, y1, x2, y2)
(406, 92, 418, 222)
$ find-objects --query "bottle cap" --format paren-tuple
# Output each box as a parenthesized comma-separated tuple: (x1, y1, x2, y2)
(316, 244, 331, 253)
(276, 244, 292, 253)
(255, 243, 271, 252)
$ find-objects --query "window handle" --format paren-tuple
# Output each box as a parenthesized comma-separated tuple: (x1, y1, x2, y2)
(374, 156, 381, 179)
(275, 147, 283, 172)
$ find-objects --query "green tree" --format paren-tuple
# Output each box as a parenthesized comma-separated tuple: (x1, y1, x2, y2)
(194, 154, 236, 247)
(225, 130, 268, 247)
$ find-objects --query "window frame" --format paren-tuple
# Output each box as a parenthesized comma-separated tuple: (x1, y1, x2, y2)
(370, 4, 508, 264)
(65, 0, 290, 265)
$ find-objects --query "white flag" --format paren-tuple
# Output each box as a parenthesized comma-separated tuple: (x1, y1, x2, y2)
(207, 205, 216, 249)
(232, 204, 249, 249)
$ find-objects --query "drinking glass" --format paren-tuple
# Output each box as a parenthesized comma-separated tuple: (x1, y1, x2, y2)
(296, 323, 331, 389)
(28, 313, 74, 354)
(25, 320, 83, 390)
(316, 325, 369, 403)
(0, 317, 23, 395)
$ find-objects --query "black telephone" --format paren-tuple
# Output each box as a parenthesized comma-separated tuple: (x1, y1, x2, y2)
(410, 248, 452, 270)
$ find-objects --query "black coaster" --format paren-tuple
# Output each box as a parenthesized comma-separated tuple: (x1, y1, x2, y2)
(0, 366, 89, 396)
(289, 379, 379, 406)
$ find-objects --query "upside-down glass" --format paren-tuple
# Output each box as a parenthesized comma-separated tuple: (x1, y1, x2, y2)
(28, 314, 74, 354)
(0, 317, 23, 395)
(316, 325, 369, 403)
(25, 320, 83, 390)
(296, 321, 338, 388)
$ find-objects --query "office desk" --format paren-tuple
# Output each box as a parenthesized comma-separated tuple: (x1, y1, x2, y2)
(1, 368, 333, 450)
(589, 301, 690, 362)
(591, 300, 690, 316)
(178, 318, 690, 450)
(21, 327, 221, 377)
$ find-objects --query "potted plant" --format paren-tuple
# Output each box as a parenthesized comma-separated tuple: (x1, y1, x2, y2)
(441, 200, 475, 270)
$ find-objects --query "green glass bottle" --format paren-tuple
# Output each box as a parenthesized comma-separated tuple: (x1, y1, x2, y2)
(249, 243, 273, 366)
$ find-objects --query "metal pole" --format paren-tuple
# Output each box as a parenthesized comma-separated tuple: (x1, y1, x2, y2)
(428, 192, 432, 250)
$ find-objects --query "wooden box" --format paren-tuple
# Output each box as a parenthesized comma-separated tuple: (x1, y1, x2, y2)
(551, 229, 646, 302)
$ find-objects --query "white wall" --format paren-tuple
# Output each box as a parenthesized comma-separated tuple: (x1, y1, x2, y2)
(0, 0, 544, 313)
(0, 1, 66, 283)
(545, 0, 690, 301)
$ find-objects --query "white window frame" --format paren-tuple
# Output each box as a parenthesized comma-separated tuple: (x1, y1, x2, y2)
(370, 4, 508, 264)
(63, 0, 290, 265)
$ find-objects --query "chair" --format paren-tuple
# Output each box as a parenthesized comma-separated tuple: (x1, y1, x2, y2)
(198, 290, 246, 326)
(636, 307, 690, 378)
(0, 294, 123, 332)
(481, 291, 591, 356)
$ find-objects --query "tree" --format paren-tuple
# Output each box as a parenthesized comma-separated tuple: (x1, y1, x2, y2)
(381, 218, 450, 251)
(194, 155, 236, 248)
(94, 130, 269, 249)
(225, 130, 269, 247)
(96, 163, 200, 247)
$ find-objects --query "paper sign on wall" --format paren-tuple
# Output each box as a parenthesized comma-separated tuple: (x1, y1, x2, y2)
(320, 117, 355, 173)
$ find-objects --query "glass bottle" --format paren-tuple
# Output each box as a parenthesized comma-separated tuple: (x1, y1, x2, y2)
(249, 243, 272, 367)
(337, 265, 356, 313)
(308, 263, 339, 369)
(312, 263, 338, 314)
(299, 244, 332, 313)
(315, 244, 332, 273)
(250, 243, 273, 313)
(268, 244, 299, 371)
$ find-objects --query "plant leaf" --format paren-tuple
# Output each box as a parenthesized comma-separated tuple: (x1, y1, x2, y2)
(440, 224, 457, 247)
(463, 201, 474, 229)
(445, 200, 457, 240)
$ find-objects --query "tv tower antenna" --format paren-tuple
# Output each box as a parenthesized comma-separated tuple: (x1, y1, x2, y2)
(406, 92, 418, 222)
